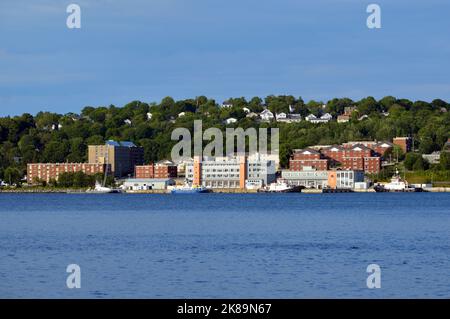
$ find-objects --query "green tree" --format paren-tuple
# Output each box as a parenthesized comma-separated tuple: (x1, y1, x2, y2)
(404, 153, 422, 170)
(4, 167, 21, 185)
(412, 156, 429, 171)
(440, 152, 450, 170)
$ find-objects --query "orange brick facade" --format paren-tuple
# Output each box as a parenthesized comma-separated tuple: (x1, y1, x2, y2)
(27, 163, 110, 184)
(135, 164, 177, 179)
(292, 145, 382, 174)
(290, 149, 329, 171)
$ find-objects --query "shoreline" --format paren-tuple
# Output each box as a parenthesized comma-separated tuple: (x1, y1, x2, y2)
(1, 187, 450, 194)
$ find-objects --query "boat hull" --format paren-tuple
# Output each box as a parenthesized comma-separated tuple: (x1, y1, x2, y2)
(171, 189, 210, 194)
(374, 185, 422, 193)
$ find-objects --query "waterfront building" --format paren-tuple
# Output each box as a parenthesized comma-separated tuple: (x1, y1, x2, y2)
(289, 149, 329, 171)
(122, 178, 175, 191)
(281, 168, 329, 189)
(247, 152, 280, 171)
(342, 141, 393, 157)
(135, 160, 178, 179)
(27, 163, 110, 184)
(327, 170, 365, 189)
(185, 155, 276, 189)
(322, 144, 381, 174)
(281, 168, 364, 189)
(88, 140, 144, 178)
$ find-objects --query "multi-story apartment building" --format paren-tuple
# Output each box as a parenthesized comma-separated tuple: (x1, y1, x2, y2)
(185, 155, 276, 189)
(27, 163, 110, 184)
(342, 141, 393, 157)
(322, 144, 381, 174)
(88, 140, 144, 178)
(289, 149, 329, 171)
(135, 160, 178, 179)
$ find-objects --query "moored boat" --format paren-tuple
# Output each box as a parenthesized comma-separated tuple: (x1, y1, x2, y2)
(86, 181, 122, 194)
(374, 170, 422, 193)
(170, 184, 210, 194)
(261, 180, 300, 193)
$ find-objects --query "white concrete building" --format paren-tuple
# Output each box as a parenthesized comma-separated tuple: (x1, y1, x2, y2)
(122, 178, 175, 191)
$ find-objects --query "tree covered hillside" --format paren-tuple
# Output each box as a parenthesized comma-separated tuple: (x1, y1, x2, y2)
(1, 95, 449, 183)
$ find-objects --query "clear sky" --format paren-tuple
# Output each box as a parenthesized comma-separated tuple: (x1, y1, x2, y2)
(0, 0, 449, 116)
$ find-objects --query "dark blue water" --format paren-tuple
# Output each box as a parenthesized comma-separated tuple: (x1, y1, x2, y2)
(0, 193, 449, 298)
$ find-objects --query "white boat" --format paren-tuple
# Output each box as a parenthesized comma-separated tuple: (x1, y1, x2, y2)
(264, 180, 300, 193)
(170, 184, 210, 194)
(86, 181, 121, 194)
(86, 151, 121, 194)
(374, 170, 422, 192)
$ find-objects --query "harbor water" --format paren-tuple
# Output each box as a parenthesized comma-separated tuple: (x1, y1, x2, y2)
(0, 193, 449, 298)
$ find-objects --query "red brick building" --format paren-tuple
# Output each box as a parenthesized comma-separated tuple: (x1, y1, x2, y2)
(342, 141, 393, 157)
(289, 149, 329, 171)
(322, 144, 381, 174)
(393, 137, 412, 153)
(135, 161, 178, 179)
(27, 163, 110, 184)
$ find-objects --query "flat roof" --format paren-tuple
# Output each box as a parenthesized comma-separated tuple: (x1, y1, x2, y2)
(124, 178, 173, 183)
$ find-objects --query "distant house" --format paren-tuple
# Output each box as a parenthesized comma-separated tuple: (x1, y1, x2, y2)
(276, 112, 287, 120)
(225, 118, 238, 125)
(242, 107, 251, 114)
(305, 114, 317, 122)
(344, 106, 357, 115)
(306, 113, 332, 123)
(422, 152, 441, 164)
(260, 109, 274, 122)
(337, 115, 350, 123)
(178, 112, 186, 117)
(287, 114, 302, 123)
(124, 119, 132, 125)
(274, 112, 302, 123)
(246, 112, 259, 119)
(221, 101, 233, 108)
(146, 112, 153, 120)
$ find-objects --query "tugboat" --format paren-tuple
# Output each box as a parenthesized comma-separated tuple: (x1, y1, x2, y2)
(170, 183, 210, 194)
(374, 170, 422, 192)
(261, 180, 300, 193)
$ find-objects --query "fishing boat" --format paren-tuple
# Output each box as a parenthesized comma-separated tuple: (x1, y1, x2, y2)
(374, 170, 422, 192)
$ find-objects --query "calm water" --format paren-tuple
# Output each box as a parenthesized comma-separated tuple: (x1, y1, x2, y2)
(0, 193, 449, 298)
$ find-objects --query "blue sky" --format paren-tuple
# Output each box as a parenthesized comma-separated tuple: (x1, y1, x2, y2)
(0, 0, 449, 116)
